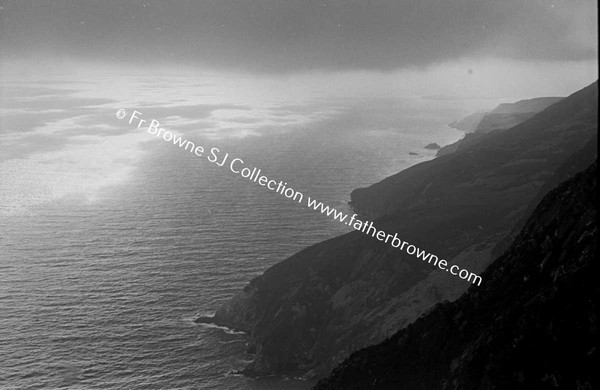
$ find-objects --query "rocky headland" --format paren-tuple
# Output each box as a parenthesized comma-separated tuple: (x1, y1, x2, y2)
(436, 96, 564, 157)
(198, 82, 598, 380)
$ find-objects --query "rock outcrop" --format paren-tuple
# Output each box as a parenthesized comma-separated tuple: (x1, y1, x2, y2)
(424, 143, 441, 150)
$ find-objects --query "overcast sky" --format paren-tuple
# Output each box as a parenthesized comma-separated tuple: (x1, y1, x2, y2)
(1, 0, 597, 71)
(0, 0, 598, 101)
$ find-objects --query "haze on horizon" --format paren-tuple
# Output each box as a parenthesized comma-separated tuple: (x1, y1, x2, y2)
(0, 0, 598, 100)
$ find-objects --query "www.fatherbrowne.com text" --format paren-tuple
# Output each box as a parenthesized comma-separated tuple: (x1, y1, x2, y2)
(117, 108, 483, 286)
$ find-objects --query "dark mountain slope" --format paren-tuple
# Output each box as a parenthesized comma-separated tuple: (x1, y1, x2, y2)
(476, 96, 564, 134)
(438, 97, 563, 156)
(315, 160, 598, 390)
(200, 81, 597, 378)
(492, 133, 597, 258)
(351, 82, 596, 220)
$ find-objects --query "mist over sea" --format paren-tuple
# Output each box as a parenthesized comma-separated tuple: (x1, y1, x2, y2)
(1, 74, 468, 389)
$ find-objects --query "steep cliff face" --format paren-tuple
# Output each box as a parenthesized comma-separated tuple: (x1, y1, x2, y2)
(491, 134, 597, 258)
(475, 97, 563, 134)
(352, 83, 595, 220)
(448, 110, 487, 133)
(315, 161, 598, 390)
(437, 96, 563, 157)
(200, 82, 598, 379)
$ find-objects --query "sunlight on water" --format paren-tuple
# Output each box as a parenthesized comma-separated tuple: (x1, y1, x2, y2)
(0, 69, 466, 389)
(0, 70, 376, 216)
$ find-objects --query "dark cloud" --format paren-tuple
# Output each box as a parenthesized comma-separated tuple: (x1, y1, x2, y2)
(1, 0, 597, 72)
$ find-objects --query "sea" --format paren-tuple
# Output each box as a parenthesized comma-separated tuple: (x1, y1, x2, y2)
(0, 71, 470, 389)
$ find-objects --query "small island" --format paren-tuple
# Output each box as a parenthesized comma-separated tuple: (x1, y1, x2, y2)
(424, 143, 441, 150)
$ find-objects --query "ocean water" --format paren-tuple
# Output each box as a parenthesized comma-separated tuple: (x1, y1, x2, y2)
(0, 74, 466, 389)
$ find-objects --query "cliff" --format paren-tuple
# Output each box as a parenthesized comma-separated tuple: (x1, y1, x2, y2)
(448, 110, 487, 133)
(200, 81, 597, 379)
(315, 160, 598, 390)
(437, 96, 563, 157)
(491, 133, 597, 258)
(352, 86, 593, 220)
(476, 97, 564, 133)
